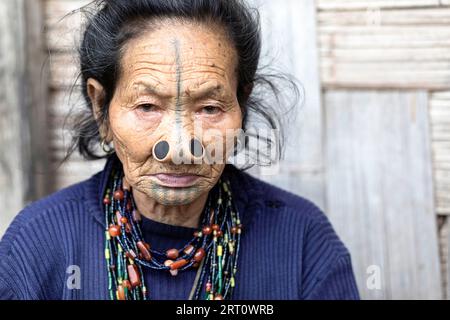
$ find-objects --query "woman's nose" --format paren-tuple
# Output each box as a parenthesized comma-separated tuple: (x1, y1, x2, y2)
(152, 137, 205, 164)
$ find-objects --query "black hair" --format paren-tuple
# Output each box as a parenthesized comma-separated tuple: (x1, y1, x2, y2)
(65, 0, 302, 169)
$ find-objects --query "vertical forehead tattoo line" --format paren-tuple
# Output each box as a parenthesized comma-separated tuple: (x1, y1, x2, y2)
(172, 39, 183, 142)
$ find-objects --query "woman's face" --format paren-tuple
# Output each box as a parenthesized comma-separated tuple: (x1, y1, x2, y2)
(90, 20, 242, 206)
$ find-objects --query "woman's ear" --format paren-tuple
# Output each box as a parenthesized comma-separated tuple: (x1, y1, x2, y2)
(87, 78, 112, 141)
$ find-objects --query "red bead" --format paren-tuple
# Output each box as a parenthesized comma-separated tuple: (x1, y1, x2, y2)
(193, 231, 200, 238)
(108, 225, 121, 237)
(103, 197, 111, 205)
(212, 224, 220, 231)
(164, 260, 174, 267)
(184, 245, 194, 255)
(113, 190, 124, 201)
(202, 226, 212, 235)
(206, 282, 212, 292)
(125, 222, 132, 234)
(231, 227, 238, 234)
(216, 230, 223, 237)
(170, 259, 188, 270)
(137, 241, 152, 261)
(125, 250, 137, 260)
(194, 248, 206, 262)
(126, 201, 132, 211)
(166, 249, 179, 260)
(120, 217, 128, 224)
(127, 264, 141, 288)
(117, 285, 126, 300)
(122, 280, 132, 290)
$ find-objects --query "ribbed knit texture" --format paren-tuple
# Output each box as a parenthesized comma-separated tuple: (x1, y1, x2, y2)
(0, 155, 360, 300)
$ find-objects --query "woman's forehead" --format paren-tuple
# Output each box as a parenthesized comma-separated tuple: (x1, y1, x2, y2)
(119, 24, 238, 95)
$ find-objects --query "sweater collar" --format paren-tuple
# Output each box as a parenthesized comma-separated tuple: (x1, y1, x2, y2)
(86, 154, 264, 231)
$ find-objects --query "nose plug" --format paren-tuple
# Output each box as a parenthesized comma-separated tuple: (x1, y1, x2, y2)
(152, 138, 205, 162)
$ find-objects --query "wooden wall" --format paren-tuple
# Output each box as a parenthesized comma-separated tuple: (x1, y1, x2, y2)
(0, 0, 48, 236)
(45, 0, 104, 192)
(0, 0, 445, 299)
(317, 0, 450, 299)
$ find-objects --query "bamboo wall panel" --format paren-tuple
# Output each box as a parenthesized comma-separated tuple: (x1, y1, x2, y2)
(248, 0, 325, 209)
(325, 90, 441, 299)
(318, 8, 450, 90)
(45, 0, 104, 192)
(0, 0, 48, 237)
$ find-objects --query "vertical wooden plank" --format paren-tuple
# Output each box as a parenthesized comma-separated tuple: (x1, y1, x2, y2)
(25, 0, 50, 202)
(0, 0, 48, 237)
(325, 90, 441, 299)
(247, 0, 325, 209)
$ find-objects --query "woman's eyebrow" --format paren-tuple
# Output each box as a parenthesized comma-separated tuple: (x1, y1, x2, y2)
(186, 84, 227, 100)
(132, 82, 228, 100)
(133, 82, 173, 99)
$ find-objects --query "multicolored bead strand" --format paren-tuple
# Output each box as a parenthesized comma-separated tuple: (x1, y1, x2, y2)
(103, 166, 242, 300)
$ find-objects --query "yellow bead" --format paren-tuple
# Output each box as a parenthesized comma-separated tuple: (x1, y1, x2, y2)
(217, 245, 223, 257)
(231, 277, 235, 288)
(106, 231, 111, 241)
(105, 249, 110, 260)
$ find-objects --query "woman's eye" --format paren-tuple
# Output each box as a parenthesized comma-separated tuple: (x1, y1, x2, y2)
(202, 105, 222, 115)
(138, 104, 157, 112)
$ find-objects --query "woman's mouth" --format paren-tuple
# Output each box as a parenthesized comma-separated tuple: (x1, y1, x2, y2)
(149, 173, 201, 188)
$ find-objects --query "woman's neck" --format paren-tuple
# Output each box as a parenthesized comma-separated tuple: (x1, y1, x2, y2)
(131, 188, 209, 228)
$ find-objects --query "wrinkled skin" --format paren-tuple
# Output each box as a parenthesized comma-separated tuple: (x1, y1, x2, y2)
(87, 19, 243, 227)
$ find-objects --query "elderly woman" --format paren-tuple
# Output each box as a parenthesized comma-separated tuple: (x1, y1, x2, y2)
(0, 0, 359, 300)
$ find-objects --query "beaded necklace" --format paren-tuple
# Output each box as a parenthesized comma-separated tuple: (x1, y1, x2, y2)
(103, 166, 242, 300)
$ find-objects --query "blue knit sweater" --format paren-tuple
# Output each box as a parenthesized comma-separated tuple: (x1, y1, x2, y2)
(0, 155, 360, 300)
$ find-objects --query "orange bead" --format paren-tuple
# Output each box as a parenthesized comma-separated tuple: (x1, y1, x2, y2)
(184, 245, 194, 255)
(212, 224, 220, 231)
(108, 225, 121, 237)
(164, 260, 174, 267)
(117, 285, 126, 300)
(122, 280, 132, 290)
(202, 226, 212, 235)
(137, 241, 152, 261)
(170, 259, 188, 270)
(120, 217, 128, 224)
(214, 294, 224, 300)
(194, 248, 206, 262)
(125, 250, 137, 260)
(113, 190, 124, 201)
(127, 264, 141, 288)
(166, 249, 179, 260)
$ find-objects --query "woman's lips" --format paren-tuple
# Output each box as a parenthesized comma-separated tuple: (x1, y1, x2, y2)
(149, 173, 201, 187)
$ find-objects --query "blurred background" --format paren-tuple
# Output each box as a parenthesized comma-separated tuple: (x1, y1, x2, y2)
(1, 0, 449, 299)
